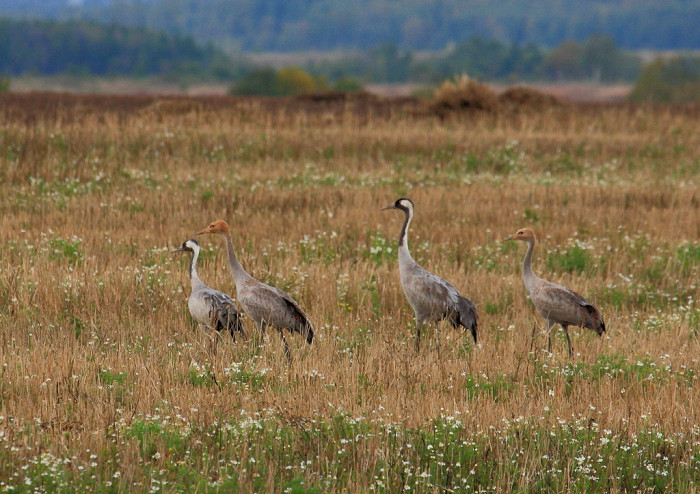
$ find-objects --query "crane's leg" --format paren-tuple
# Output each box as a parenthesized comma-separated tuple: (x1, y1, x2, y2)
(433, 323, 441, 358)
(414, 316, 425, 352)
(255, 321, 267, 346)
(200, 325, 215, 355)
(277, 329, 292, 363)
(562, 325, 574, 357)
(545, 319, 555, 354)
(212, 331, 220, 356)
(228, 314, 246, 343)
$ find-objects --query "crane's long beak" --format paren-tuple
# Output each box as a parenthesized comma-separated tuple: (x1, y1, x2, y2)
(380, 204, 395, 211)
(196, 228, 210, 236)
(172, 246, 186, 253)
(502, 236, 514, 242)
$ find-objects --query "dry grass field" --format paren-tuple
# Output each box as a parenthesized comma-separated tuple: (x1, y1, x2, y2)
(0, 93, 698, 492)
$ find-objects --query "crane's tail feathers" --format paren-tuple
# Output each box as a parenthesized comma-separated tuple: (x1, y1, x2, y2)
(304, 324, 314, 344)
(278, 294, 314, 344)
(457, 296, 479, 344)
(581, 303, 605, 335)
(213, 308, 245, 340)
(599, 320, 606, 335)
(469, 323, 478, 344)
(291, 316, 314, 344)
(229, 315, 246, 339)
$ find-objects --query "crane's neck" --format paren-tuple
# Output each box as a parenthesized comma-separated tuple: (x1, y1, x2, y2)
(522, 238, 539, 292)
(223, 233, 254, 287)
(188, 248, 203, 286)
(397, 206, 414, 264)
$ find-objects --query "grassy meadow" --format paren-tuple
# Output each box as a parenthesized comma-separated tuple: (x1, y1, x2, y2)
(0, 93, 698, 492)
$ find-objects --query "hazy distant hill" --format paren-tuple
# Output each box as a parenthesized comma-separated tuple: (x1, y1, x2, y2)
(0, 17, 246, 78)
(0, 0, 113, 17)
(1, 0, 700, 52)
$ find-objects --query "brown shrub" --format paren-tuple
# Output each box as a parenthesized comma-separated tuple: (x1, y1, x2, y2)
(430, 74, 499, 114)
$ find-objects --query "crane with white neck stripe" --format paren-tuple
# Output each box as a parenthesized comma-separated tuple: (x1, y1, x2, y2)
(382, 197, 478, 352)
(173, 239, 245, 353)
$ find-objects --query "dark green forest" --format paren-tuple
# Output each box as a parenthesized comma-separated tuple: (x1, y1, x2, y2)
(0, 17, 642, 84)
(0, 17, 247, 78)
(630, 57, 700, 103)
(2, 13, 700, 102)
(2, 0, 700, 52)
(310, 35, 641, 84)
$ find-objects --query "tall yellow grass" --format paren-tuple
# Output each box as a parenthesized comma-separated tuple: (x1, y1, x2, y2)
(0, 94, 698, 490)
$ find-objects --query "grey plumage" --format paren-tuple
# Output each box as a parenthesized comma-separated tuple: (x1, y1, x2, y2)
(382, 198, 478, 351)
(197, 220, 314, 361)
(174, 239, 245, 346)
(508, 227, 605, 357)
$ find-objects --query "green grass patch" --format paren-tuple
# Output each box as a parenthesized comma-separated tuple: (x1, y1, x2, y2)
(464, 374, 516, 402)
(531, 354, 675, 392)
(547, 245, 590, 274)
(362, 230, 395, 267)
(676, 242, 700, 275)
(298, 231, 339, 265)
(47, 236, 84, 266)
(2, 412, 698, 492)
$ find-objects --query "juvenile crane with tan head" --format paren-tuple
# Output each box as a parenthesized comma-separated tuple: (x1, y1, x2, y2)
(382, 198, 478, 352)
(173, 239, 245, 353)
(197, 220, 314, 361)
(507, 227, 605, 357)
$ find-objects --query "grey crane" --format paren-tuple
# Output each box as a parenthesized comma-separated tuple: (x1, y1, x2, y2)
(381, 198, 478, 352)
(173, 239, 245, 353)
(507, 227, 605, 356)
(197, 220, 314, 361)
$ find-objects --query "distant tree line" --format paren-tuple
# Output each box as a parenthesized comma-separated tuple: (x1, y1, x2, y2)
(305, 35, 641, 85)
(630, 57, 700, 103)
(5, 16, 699, 104)
(3, 0, 700, 52)
(1, 12, 697, 103)
(0, 17, 249, 78)
(227, 34, 641, 96)
(0, 17, 641, 86)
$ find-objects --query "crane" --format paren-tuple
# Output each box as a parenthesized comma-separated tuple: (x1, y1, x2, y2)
(382, 197, 478, 352)
(506, 227, 605, 356)
(173, 239, 245, 353)
(197, 220, 314, 361)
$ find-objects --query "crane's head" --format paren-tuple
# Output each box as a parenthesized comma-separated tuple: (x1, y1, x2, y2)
(173, 239, 199, 254)
(380, 197, 414, 215)
(506, 227, 536, 242)
(197, 220, 230, 236)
